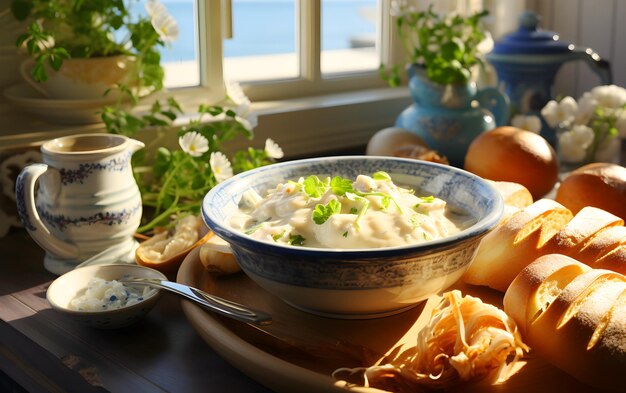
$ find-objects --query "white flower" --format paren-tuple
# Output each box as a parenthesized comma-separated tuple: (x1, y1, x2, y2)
(594, 135, 621, 163)
(511, 114, 542, 134)
(179, 131, 209, 157)
(589, 84, 626, 109)
(576, 92, 597, 125)
(151, 10, 179, 43)
(210, 152, 233, 183)
(557, 125, 594, 163)
(264, 138, 284, 159)
(541, 96, 578, 128)
(145, 0, 167, 18)
(476, 31, 494, 55)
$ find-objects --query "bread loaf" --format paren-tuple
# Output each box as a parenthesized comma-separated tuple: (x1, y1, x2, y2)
(463, 201, 626, 291)
(556, 162, 626, 220)
(462, 199, 573, 291)
(503, 254, 626, 392)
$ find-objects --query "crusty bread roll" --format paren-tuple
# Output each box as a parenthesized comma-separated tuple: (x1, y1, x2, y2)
(486, 180, 534, 220)
(503, 254, 626, 392)
(464, 127, 559, 199)
(576, 226, 626, 266)
(464, 201, 626, 291)
(541, 206, 623, 256)
(462, 199, 573, 291)
(556, 162, 626, 221)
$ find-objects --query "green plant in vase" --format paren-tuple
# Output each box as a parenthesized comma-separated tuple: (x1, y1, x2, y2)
(381, 2, 490, 86)
(385, 2, 508, 167)
(10, 0, 177, 101)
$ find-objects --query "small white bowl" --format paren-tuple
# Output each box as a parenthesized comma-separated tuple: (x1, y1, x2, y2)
(46, 264, 166, 329)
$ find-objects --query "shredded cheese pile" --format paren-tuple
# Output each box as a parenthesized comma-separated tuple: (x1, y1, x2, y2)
(334, 290, 528, 392)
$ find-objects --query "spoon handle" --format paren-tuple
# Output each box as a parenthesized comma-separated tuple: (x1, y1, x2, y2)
(122, 277, 272, 326)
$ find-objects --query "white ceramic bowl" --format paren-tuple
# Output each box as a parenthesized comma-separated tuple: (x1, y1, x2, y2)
(202, 156, 503, 319)
(46, 264, 166, 329)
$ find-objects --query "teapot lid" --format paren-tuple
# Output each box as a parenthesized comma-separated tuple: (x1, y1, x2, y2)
(492, 11, 571, 55)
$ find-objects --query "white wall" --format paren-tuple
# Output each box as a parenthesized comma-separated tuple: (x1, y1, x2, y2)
(528, 0, 626, 98)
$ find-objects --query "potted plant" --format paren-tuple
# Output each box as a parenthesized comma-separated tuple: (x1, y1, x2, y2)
(9, 0, 177, 101)
(385, 3, 508, 167)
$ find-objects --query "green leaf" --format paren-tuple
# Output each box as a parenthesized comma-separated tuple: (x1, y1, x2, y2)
(289, 234, 305, 246)
(312, 199, 342, 225)
(330, 176, 353, 196)
(372, 171, 392, 181)
(303, 175, 327, 198)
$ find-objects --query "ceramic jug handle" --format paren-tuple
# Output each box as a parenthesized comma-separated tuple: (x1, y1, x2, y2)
(569, 47, 613, 85)
(475, 87, 509, 127)
(15, 164, 80, 259)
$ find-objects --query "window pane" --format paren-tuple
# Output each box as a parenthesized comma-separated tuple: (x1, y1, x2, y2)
(321, 0, 378, 75)
(223, 0, 298, 82)
(128, 0, 200, 88)
(161, 0, 200, 88)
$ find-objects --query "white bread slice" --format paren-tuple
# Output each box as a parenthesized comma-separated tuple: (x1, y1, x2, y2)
(463, 199, 573, 292)
(542, 206, 623, 257)
(502, 254, 590, 336)
(575, 226, 626, 265)
(524, 267, 626, 392)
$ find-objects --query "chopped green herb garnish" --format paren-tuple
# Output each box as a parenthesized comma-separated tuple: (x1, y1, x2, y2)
(303, 175, 327, 198)
(423, 232, 432, 241)
(420, 196, 435, 203)
(349, 207, 358, 214)
(409, 215, 422, 229)
(330, 176, 354, 196)
(245, 221, 267, 235)
(342, 231, 348, 238)
(372, 171, 392, 181)
(272, 231, 285, 242)
(289, 234, 306, 246)
(380, 195, 391, 211)
(312, 199, 342, 225)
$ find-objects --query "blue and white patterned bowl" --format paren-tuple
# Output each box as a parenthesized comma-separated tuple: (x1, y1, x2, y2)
(202, 156, 503, 319)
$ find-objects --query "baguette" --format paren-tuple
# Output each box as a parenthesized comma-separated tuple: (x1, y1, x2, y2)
(462, 199, 573, 291)
(542, 206, 623, 256)
(503, 254, 626, 392)
(463, 201, 626, 292)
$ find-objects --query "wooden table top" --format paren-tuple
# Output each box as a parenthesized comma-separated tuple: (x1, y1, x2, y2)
(0, 229, 273, 393)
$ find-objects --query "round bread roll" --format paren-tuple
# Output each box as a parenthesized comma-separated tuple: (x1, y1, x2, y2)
(555, 162, 626, 221)
(464, 127, 559, 199)
(366, 127, 427, 157)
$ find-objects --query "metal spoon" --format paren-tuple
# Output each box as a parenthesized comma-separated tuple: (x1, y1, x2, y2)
(120, 276, 272, 326)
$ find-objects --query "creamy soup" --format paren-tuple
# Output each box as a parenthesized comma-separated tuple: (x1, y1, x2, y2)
(228, 172, 475, 249)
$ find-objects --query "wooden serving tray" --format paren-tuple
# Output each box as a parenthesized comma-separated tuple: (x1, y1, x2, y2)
(177, 247, 600, 393)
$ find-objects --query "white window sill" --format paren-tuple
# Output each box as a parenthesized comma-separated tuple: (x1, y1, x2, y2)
(0, 87, 411, 158)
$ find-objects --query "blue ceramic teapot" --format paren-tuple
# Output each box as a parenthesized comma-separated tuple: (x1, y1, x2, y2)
(395, 65, 509, 167)
(487, 11, 612, 144)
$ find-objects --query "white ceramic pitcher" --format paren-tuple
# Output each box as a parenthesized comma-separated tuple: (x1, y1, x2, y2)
(16, 134, 145, 275)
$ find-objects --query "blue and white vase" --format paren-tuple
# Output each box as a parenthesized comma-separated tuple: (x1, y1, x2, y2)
(395, 65, 509, 167)
(16, 133, 144, 274)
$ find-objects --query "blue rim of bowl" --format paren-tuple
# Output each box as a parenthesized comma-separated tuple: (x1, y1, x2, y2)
(202, 156, 504, 259)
